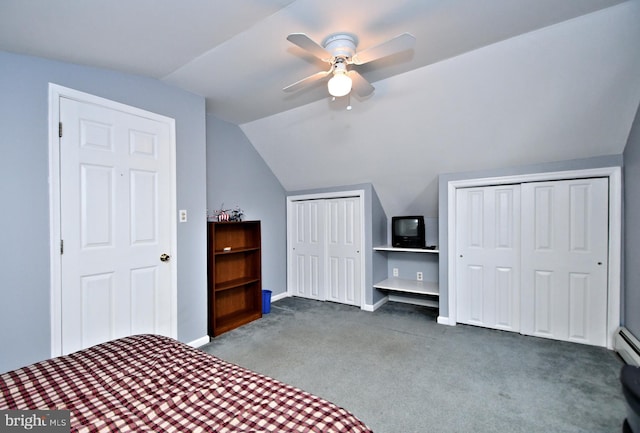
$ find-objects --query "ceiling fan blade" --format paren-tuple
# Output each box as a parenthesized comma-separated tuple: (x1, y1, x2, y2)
(287, 33, 332, 62)
(351, 33, 416, 65)
(348, 70, 375, 97)
(283, 69, 331, 93)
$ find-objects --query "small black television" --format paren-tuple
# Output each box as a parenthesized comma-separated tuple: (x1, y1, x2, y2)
(392, 216, 426, 248)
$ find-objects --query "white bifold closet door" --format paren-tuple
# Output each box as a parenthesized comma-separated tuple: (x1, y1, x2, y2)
(290, 200, 325, 300)
(289, 197, 361, 306)
(456, 178, 609, 347)
(520, 178, 608, 346)
(456, 185, 521, 332)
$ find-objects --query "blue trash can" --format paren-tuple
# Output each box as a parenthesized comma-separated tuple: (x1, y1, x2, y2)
(262, 290, 272, 314)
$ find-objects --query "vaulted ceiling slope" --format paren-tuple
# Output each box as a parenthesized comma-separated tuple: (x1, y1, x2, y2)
(0, 0, 630, 124)
(1, 1, 639, 218)
(242, 1, 640, 218)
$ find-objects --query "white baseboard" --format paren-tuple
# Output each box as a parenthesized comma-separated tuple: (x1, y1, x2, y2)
(362, 296, 389, 312)
(437, 316, 455, 326)
(273, 292, 390, 312)
(187, 335, 210, 348)
(615, 327, 640, 366)
(271, 291, 289, 302)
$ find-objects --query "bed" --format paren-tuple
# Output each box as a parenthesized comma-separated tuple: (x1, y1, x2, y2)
(0, 334, 372, 432)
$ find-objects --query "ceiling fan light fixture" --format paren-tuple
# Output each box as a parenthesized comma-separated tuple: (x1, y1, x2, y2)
(327, 60, 351, 97)
(328, 72, 352, 97)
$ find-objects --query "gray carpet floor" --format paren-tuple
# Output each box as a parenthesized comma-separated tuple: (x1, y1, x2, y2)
(200, 297, 626, 433)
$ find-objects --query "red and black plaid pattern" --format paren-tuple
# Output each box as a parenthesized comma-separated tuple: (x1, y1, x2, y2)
(0, 335, 372, 432)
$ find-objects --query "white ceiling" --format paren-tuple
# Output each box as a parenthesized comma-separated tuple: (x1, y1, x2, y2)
(2, 0, 640, 218)
(0, 0, 630, 124)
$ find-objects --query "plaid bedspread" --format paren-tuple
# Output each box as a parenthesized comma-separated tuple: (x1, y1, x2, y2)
(0, 335, 371, 432)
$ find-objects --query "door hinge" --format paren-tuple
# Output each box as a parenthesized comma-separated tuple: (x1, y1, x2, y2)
(59, 122, 63, 138)
(60, 239, 64, 255)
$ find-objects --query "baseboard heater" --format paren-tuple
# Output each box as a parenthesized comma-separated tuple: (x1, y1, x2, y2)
(615, 327, 640, 366)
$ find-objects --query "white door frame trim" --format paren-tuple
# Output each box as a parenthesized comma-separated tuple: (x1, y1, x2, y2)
(445, 167, 622, 349)
(48, 83, 178, 356)
(286, 190, 367, 309)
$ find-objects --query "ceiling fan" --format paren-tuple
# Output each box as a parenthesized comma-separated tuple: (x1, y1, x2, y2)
(283, 32, 416, 98)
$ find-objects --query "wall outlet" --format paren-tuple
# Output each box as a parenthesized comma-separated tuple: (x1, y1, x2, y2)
(179, 209, 188, 223)
(417, 272, 423, 281)
(392, 268, 399, 277)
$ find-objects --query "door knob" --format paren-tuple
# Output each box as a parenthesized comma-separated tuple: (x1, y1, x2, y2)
(160, 253, 170, 262)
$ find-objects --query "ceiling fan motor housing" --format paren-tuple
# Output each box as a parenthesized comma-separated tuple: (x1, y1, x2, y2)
(322, 33, 358, 61)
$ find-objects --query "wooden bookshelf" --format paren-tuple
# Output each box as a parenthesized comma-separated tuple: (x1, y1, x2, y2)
(207, 221, 262, 336)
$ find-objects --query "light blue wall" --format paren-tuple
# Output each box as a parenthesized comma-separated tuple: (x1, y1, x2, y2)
(206, 116, 287, 296)
(623, 103, 640, 339)
(437, 154, 624, 320)
(0, 51, 208, 373)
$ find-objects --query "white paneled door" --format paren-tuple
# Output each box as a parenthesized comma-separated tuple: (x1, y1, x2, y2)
(59, 96, 175, 354)
(288, 197, 362, 306)
(326, 198, 362, 306)
(455, 178, 609, 347)
(290, 200, 325, 300)
(456, 185, 521, 332)
(521, 178, 609, 346)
